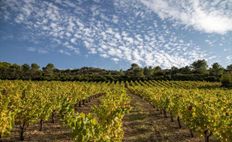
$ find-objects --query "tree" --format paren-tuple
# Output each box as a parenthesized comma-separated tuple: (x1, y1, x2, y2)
(42, 63, 55, 80)
(131, 63, 140, 70)
(143, 66, 153, 78)
(8, 64, 21, 79)
(153, 66, 162, 75)
(126, 63, 144, 79)
(169, 66, 178, 79)
(31, 63, 40, 71)
(191, 60, 208, 74)
(179, 66, 191, 74)
(133, 68, 144, 78)
(209, 63, 224, 76)
(21, 64, 31, 80)
(31, 63, 41, 80)
(226, 64, 232, 71)
(0, 62, 11, 79)
(170, 66, 178, 74)
(221, 72, 232, 87)
(119, 69, 125, 76)
(21, 64, 30, 72)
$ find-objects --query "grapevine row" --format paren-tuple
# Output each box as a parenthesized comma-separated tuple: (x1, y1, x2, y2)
(127, 81, 232, 142)
(0, 80, 130, 141)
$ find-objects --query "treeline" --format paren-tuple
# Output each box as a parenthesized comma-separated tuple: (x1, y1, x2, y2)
(0, 60, 232, 86)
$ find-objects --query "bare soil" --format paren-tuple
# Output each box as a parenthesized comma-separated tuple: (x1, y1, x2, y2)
(122, 94, 218, 142)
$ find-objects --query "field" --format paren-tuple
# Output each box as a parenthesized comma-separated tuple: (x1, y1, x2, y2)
(0, 80, 231, 142)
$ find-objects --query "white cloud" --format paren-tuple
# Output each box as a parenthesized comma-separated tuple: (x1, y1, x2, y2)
(59, 49, 71, 56)
(112, 58, 120, 62)
(38, 49, 48, 54)
(140, 0, 232, 34)
(1, 0, 213, 68)
(27, 47, 36, 52)
(226, 56, 232, 60)
(27, 47, 48, 54)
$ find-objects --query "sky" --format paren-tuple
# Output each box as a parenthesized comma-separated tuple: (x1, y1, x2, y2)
(0, 0, 232, 70)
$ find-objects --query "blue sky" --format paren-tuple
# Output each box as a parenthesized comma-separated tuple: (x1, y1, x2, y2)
(0, 0, 232, 70)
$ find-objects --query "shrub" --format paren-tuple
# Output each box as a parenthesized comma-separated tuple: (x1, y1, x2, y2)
(221, 72, 232, 87)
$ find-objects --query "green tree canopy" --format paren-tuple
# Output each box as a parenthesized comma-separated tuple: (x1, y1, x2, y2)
(226, 64, 232, 71)
(42, 63, 55, 80)
(191, 59, 208, 74)
(209, 63, 224, 76)
(126, 63, 144, 79)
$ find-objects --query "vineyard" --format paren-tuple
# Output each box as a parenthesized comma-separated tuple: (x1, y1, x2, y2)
(0, 80, 231, 142)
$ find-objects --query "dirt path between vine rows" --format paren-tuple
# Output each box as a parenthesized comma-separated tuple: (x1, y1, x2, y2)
(123, 94, 212, 142)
